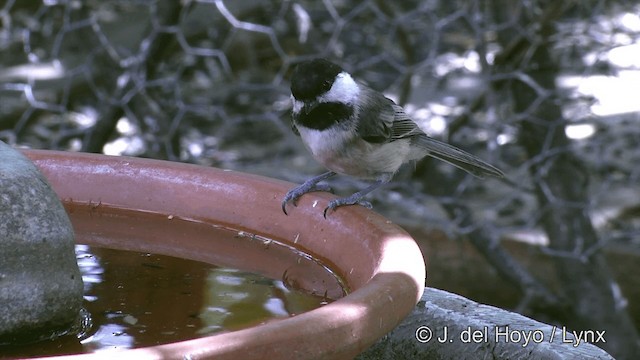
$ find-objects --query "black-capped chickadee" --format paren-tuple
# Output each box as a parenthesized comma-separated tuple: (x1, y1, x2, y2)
(282, 58, 504, 217)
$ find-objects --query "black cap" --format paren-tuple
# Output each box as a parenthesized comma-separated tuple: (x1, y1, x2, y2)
(290, 58, 343, 101)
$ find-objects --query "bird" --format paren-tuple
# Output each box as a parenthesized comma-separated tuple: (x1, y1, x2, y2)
(281, 58, 503, 218)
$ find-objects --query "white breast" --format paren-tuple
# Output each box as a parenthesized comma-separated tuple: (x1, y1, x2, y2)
(296, 125, 411, 179)
(297, 126, 353, 162)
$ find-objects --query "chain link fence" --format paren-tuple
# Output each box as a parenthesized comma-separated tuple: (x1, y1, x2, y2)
(2, 0, 639, 357)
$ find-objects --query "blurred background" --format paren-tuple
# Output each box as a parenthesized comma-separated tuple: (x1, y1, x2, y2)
(1, 0, 639, 357)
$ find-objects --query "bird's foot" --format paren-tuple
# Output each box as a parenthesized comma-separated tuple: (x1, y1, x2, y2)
(282, 182, 333, 215)
(323, 195, 373, 218)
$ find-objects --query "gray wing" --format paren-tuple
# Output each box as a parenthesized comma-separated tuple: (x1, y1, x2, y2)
(389, 104, 425, 139)
(356, 88, 504, 178)
(355, 88, 425, 143)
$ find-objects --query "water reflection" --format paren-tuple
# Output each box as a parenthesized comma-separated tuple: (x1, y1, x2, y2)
(1, 234, 342, 358)
(73, 245, 330, 353)
(200, 268, 327, 333)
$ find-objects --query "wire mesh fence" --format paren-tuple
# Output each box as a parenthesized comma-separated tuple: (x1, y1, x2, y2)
(1, 0, 640, 357)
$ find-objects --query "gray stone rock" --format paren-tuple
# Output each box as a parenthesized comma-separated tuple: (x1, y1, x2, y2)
(357, 287, 614, 360)
(0, 142, 83, 344)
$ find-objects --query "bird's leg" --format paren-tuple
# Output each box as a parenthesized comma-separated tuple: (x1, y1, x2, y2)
(282, 171, 336, 215)
(323, 176, 391, 218)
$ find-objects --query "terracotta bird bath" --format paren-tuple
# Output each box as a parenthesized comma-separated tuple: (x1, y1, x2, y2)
(21, 150, 426, 360)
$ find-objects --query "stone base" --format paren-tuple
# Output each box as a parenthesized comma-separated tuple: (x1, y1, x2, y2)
(0, 142, 83, 344)
(357, 288, 613, 360)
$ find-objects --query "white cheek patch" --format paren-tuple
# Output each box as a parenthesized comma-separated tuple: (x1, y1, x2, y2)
(291, 96, 304, 114)
(320, 72, 360, 104)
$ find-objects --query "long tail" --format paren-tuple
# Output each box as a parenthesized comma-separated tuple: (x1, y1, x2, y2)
(413, 135, 504, 178)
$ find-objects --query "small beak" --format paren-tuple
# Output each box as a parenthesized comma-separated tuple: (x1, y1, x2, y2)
(302, 100, 319, 115)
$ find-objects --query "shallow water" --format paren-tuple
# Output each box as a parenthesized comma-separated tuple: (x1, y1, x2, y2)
(1, 239, 345, 358)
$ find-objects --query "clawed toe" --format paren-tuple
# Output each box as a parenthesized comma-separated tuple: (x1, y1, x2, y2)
(281, 200, 291, 215)
(281, 191, 301, 215)
(281, 181, 334, 215)
(323, 198, 373, 218)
